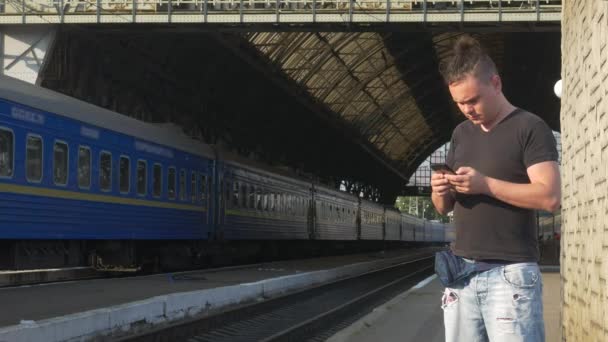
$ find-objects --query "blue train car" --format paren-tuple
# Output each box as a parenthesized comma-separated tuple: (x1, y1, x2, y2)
(429, 221, 445, 242)
(0, 76, 220, 269)
(400, 214, 417, 242)
(384, 208, 401, 241)
(360, 200, 384, 240)
(444, 223, 456, 242)
(0, 76, 215, 241)
(312, 184, 359, 240)
(219, 152, 311, 240)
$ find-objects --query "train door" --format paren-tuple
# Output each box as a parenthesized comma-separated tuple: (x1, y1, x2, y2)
(381, 209, 387, 241)
(211, 155, 225, 240)
(308, 184, 316, 240)
(202, 162, 213, 238)
(356, 198, 362, 240)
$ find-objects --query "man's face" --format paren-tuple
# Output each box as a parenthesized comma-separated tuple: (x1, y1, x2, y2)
(448, 74, 501, 126)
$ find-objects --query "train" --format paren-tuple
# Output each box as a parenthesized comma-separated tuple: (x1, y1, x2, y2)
(537, 210, 560, 241)
(0, 75, 453, 271)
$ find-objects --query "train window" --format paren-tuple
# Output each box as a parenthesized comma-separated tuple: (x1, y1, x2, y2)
(137, 160, 147, 196)
(249, 185, 255, 209)
(225, 180, 230, 208)
(53, 141, 68, 186)
(179, 169, 186, 201)
(0, 128, 13, 178)
(296, 196, 302, 216)
(232, 182, 239, 208)
(285, 195, 290, 214)
(256, 188, 263, 211)
(283, 195, 288, 213)
(296, 196, 301, 215)
(240, 183, 247, 208)
(100, 152, 112, 191)
(190, 171, 196, 203)
(224, 182, 231, 209)
(26, 135, 42, 182)
(26, 136, 43, 182)
(218, 179, 224, 208)
(263, 191, 269, 212)
(119, 156, 130, 194)
(168, 167, 176, 200)
(153, 164, 162, 198)
(199, 174, 207, 202)
(269, 192, 275, 212)
(77, 146, 91, 189)
(275, 193, 280, 213)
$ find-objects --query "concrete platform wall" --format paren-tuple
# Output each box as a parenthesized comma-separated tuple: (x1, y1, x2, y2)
(561, 1, 608, 341)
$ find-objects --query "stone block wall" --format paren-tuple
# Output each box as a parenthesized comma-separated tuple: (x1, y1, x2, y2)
(561, 1, 608, 341)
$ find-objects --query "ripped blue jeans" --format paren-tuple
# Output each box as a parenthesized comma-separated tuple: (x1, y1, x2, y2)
(442, 262, 544, 342)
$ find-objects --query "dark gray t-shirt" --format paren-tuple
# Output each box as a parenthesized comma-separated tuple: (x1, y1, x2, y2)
(446, 109, 558, 262)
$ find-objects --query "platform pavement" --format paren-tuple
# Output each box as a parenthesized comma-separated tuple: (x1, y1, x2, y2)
(0, 248, 437, 342)
(328, 269, 561, 342)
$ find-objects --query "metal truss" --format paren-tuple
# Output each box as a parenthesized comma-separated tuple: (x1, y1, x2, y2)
(0, 0, 561, 24)
(244, 31, 443, 177)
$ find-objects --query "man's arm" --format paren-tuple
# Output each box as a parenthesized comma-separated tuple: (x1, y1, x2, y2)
(431, 172, 456, 215)
(446, 161, 561, 212)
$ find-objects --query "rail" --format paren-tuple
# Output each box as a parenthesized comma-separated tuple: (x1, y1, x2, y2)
(121, 255, 435, 342)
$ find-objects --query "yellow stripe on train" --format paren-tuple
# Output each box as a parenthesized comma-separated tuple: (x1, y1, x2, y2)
(0, 183, 206, 212)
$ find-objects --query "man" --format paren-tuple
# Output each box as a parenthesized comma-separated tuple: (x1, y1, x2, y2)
(431, 35, 560, 342)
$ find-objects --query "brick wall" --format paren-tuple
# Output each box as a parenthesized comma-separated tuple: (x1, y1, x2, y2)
(561, 1, 608, 341)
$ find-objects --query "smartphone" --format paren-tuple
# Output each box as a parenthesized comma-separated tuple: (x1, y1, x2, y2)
(430, 163, 455, 175)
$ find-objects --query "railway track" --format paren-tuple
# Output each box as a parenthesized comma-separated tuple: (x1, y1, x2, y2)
(121, 255, 434, 342)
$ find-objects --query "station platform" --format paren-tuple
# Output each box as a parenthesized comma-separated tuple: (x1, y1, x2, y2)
(328, 268, 561, 342)
(0, 248, 435, 342)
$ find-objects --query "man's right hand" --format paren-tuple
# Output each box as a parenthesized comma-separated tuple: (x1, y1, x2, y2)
(431, 172, 456, 215)
(431, 172, 452, 196)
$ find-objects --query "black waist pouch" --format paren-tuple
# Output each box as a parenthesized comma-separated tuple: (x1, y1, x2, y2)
(434, 250, 477, 287)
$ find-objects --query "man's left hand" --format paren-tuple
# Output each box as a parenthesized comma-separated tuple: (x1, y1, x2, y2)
(445, 166, 489, 195)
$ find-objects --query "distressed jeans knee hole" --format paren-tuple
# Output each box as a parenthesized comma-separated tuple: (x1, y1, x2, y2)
(441, 288, 459, 309)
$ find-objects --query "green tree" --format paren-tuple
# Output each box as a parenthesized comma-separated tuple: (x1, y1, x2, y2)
(394, 196, 451, 223)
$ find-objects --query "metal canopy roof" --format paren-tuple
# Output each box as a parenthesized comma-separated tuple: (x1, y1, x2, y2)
(240, 31, 460, 180)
